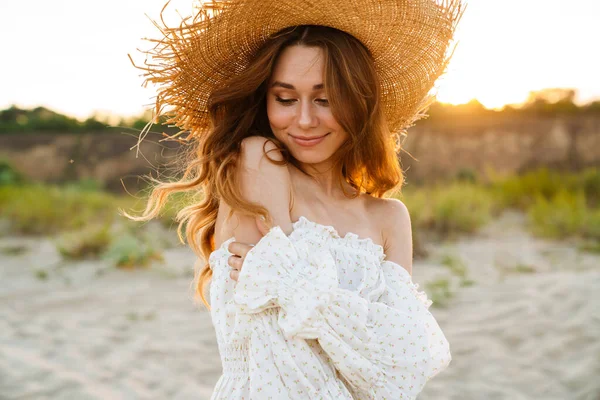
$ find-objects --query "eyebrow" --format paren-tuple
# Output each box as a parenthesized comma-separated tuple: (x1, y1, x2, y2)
(270, 81, 324, 90)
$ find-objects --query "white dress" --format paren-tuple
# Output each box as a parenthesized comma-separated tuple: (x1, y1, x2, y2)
(207, 216, 451, 399)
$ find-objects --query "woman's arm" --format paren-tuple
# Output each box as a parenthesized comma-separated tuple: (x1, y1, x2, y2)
(227, 136, 451, 398)
(233, 212, 450, 400)
(229, 135, 294, 247)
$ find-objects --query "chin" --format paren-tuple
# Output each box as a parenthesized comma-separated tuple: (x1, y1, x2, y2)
(287, 147, 334, 164)
(292, 153, 326, 163)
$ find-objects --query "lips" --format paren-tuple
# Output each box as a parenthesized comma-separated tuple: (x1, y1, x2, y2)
(289, 132, 330, 147)
(290, 133, 328, 140)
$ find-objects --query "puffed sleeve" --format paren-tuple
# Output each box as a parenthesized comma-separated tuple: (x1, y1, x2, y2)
(233, 226, 451, 400)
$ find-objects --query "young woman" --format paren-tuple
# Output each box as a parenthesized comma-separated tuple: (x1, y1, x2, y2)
(127, 1, 464, 398)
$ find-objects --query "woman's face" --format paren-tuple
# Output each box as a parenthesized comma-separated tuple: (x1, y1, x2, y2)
(266, 45, 348, 165)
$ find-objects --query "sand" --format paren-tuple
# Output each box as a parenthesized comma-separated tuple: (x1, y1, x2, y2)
(1, 210, 598, 400)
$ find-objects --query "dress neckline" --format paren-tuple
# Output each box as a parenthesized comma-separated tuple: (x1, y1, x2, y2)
(211, 215, 385, 263)
(292, 216, 385, 259)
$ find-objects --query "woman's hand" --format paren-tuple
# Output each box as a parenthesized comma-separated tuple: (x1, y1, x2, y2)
(227, 240, 254, 281)
(228, 215, 270, 282)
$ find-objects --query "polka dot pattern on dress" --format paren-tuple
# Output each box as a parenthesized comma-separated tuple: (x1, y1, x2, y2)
(207, 217, 451, 399)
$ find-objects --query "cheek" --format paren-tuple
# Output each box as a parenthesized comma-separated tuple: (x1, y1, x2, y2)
(319, 109, 344, 133)
(266, 102, 292, 131)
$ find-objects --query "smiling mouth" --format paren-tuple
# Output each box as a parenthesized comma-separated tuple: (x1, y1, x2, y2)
(289, 133, 329, 140)
(288, 132, 330, 147)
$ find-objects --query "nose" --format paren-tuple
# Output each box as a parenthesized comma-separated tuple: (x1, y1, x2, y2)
(297, 101, 318, 130)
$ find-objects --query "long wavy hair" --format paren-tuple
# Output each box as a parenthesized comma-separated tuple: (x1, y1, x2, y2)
(122, 25, 406, 309)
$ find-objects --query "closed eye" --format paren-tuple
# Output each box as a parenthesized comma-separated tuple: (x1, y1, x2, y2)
(275, 96, 295, 105)
(275, 96, 329, 106)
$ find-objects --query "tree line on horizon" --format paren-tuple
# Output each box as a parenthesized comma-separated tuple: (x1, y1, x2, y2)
(2, 88, 600, 134)
(0, 106, 161, 134)
(427, 88, 600, 121)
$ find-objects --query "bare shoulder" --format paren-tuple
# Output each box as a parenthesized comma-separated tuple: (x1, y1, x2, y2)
(239, 136, 289, 192)
(240, 135, 285, 166)
(372, 197, 413, 275)
(232, 136, 293, 244)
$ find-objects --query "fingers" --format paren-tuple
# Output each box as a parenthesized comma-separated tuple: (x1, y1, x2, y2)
(227, 241, 255, 282)
(228, 255, 243, 270)
(229, 268, 240, 282)
(227, 241, 255, 258)
(228, 255, 243, 282)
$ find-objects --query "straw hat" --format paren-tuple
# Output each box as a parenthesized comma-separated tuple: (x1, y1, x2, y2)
(131, 0, 465, 147)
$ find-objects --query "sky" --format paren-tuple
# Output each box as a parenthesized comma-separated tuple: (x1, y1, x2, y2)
(1, 0, 599, 121)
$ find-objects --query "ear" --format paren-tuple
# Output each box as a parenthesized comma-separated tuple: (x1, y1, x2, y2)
(255, 215, 270, 237)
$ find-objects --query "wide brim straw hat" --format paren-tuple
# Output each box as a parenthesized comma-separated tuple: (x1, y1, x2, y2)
(130, 0, 465, 147)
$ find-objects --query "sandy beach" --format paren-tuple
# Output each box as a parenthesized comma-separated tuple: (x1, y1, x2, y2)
(1, 210, 599, 400)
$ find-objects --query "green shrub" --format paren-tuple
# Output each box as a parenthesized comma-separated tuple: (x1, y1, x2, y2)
(0, 244, 27, 256)
(527, 189, 587, 238)
(400, 188, 431, 229)
(514, 264, 536, 273)
(440, 254, 468, 279)
(0, 183, 131, 235)
(398, 189, 431, 257)
(401, 182, 495, 239)
(55, 223, 112, 259)
(63, 178, 105, 192)
(425, 278, 454, 308)
(490, 168, 568, 209)
(102, 231, 164, 268)
(430, 182, 495, 235)
(455, 168, 479, 184)
(578, 241, 600, 254)
(490, 167, 599, 210)
(0, 184, 77, 233)
(582, 207, 600, 241)
(0, 159, 26, 186)
(34, 269, 49, 280)
(580, 168, 600, 207)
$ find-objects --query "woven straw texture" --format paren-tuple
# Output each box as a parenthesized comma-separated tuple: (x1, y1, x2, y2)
(132, 0, 465, 144)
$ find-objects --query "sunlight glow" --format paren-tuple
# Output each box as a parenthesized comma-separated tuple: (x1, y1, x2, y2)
(1, 0, 599, 118)
(434, 0, 600, 108)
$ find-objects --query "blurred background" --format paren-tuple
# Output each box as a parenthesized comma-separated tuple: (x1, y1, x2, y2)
(1, 0, 599, 399)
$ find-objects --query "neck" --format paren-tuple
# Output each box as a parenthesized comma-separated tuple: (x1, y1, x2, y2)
(296, 159, 357, 200)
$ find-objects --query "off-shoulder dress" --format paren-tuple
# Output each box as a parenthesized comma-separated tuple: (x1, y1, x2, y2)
(207, 216, 451, 399)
